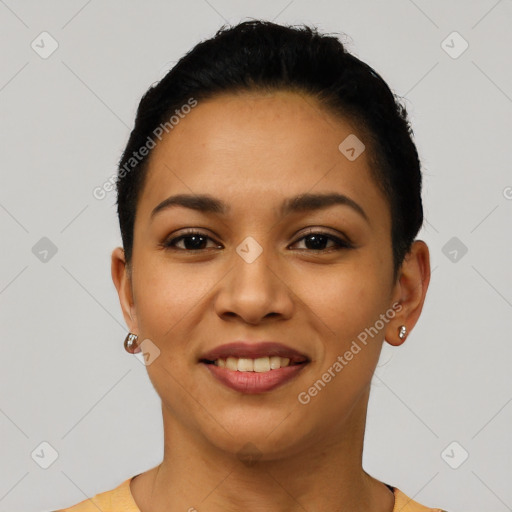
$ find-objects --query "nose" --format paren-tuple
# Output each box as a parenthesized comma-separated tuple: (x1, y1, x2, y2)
(214, 241, 294, 325)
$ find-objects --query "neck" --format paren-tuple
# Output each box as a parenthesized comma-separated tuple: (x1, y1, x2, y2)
(131, 388, 395, 512)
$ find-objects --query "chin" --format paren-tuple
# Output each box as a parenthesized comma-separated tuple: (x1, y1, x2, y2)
(202, 410, 315, 461)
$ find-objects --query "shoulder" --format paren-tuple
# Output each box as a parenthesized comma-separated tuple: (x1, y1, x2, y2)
(392, 486, 450, 512)
(53, 476, 139, 512)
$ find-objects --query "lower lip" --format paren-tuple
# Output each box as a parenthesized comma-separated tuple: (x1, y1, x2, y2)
(202, 362, 308, 393)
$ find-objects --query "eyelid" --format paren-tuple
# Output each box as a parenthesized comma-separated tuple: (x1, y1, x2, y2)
(290, 229, 353, 251)
(297, 226, 353, 244)
(162, 228, 221, 250)
(161, 226, 354, 251)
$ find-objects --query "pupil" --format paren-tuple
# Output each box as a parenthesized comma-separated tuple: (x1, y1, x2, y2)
(181, 234, 329, 251)
(185, 235, 206, 250)
(306, 234, 326, 250)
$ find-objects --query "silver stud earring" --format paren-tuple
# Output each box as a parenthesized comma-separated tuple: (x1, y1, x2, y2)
(124, 333, 139, 353)
(398, 325, 407, 340)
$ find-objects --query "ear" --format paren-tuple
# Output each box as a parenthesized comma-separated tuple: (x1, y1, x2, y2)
(384, 240, 431, 346)
(111, 247, 139, 334)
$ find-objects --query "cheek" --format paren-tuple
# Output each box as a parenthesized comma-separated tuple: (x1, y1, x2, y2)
(132, 257, 208, 340)
(297, 259, 390, 342)
(297, 269, 388, 415)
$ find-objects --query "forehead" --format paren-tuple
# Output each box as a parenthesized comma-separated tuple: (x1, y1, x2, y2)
(136, 90, 388, 225)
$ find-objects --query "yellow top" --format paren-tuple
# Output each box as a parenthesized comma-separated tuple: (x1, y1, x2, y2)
(54, 475, 448, 511)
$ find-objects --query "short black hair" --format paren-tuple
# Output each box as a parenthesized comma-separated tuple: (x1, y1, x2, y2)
(115, 19, 423, 280)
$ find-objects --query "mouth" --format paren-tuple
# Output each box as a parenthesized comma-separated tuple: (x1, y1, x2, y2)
(199, 341, 310, 393)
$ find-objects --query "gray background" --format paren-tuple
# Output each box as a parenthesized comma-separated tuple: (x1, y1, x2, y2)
(1, 1, 511, 511)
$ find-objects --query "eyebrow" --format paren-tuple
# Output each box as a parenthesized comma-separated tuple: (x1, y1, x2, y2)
(150, 192, 369, 223)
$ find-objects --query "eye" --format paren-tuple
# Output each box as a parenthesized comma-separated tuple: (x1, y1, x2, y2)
(162, 230, 222, 251)
(290, 229, 353, 252)
(162, 228, 352, 253)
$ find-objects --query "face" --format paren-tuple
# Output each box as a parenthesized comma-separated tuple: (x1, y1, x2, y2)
(112, 90, 429, 460)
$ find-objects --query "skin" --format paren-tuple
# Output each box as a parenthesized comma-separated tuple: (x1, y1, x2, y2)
(111, 89, 430, 512)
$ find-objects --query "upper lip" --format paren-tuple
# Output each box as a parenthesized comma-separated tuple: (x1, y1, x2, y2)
(199, 341, 310, 364)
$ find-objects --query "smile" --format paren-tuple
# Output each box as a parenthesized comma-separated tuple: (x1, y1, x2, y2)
(208, 356, 299, 372)
(199, 341, 310, 393)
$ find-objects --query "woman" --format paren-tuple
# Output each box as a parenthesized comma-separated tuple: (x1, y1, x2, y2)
(57, 19, 448, 512)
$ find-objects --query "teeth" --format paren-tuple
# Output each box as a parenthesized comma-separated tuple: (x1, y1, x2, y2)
(254, 357, 270, 373)
(237, 358, 253, 372)
(214, 356, 293, 372)
(269, 356, 282, 369)
(226, 357, 238, 371)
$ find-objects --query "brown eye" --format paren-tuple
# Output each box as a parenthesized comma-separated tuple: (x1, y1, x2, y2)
(291, 231, 353, 251)
(161, 229, 353, 253)
(163, 231, 222, 251)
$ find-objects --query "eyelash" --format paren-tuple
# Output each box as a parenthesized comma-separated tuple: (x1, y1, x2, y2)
(161, 228, 353, 253)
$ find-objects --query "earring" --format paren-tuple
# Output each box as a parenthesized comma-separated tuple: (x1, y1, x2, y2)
(124, 333, 139, 353)
(398, 325, 407, 340)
